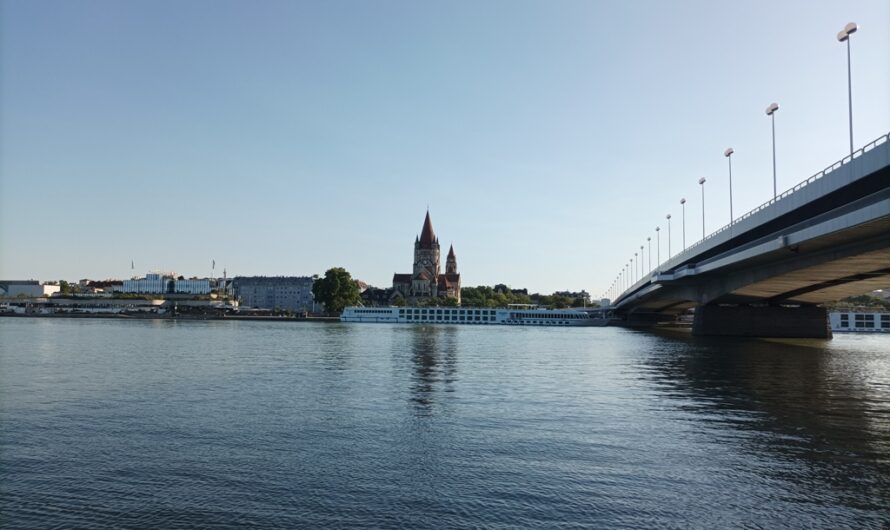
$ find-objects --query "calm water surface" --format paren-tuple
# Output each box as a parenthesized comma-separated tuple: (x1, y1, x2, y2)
(1, 318, 889, 529)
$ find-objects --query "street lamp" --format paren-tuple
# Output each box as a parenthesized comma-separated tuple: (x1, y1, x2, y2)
(666, 214, 672, 258)
(838, 22, 858, 156)
(724, 147, 734, 227)
(655, 227, 661, 266)
(698, 177, 707, 240)
(680, 198, 687, 251)
(766, 102, 779, 199)
(647, 237, 651, 272)
(633, 254, 637, 284)
(640, 246, 644, 277)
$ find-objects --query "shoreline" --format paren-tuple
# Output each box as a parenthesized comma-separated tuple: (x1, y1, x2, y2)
(0, 313, 341, 323)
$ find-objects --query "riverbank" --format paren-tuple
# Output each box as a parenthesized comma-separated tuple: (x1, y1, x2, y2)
(0, 313, 340, 323)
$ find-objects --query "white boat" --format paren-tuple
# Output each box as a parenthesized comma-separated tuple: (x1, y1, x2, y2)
(829, 311, 890, 332)
(341, 305, 603, 326)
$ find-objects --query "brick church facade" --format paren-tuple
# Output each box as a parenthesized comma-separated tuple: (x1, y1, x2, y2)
(392, 211, 461, 305)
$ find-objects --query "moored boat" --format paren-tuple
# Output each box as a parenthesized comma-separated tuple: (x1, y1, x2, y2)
(341, 305, 602, 326)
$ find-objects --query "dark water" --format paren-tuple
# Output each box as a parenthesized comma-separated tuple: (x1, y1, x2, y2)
(1, 318, 889, 529)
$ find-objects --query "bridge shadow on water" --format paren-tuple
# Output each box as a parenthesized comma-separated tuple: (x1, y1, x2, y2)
(632, 327, 890, 514)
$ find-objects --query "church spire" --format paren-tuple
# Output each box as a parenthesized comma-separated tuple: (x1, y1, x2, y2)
(446, 243, 457, 274)
(418, 210, 437, 249)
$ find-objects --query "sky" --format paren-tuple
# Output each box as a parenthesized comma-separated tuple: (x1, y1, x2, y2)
(1, 0, 888, 296)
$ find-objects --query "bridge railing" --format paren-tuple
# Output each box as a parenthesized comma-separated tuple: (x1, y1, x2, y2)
(615, 131, 890, 303)
(679, 131, 889, 258)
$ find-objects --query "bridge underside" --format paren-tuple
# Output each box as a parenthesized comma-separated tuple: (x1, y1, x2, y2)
(616, 207, 890, 338)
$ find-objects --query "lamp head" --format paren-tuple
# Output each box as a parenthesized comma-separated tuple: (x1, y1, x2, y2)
(666, 214, 671, 220)
(698, 177, 707, 185)
(838, 22, 858, 41)
(680, 198, 686, 205)
(766, 102, 779, 115)
(724, 147, 734, 157)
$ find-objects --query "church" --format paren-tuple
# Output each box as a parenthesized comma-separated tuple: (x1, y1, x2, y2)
(392, 211, 461, 305)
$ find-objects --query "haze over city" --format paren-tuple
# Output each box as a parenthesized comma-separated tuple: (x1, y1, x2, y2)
(1, 1, 888, 294)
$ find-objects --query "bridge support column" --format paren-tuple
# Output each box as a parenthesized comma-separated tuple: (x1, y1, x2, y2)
(692, 305, 832, 338)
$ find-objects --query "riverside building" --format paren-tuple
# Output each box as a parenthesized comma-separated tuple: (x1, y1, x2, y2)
(233, 276, 317, 312)
(121, 273, 211, 295)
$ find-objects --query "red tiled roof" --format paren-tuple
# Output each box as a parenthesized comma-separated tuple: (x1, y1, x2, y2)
(393, 273, 412, 283)
(416, 270, 431, 281)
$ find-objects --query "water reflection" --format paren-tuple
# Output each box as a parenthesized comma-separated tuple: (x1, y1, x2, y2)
(407, 326, 458, 412)
(640, 330, 890, 513)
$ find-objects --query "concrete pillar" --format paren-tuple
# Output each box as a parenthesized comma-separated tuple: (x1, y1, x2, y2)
(692, 305, 832, 338)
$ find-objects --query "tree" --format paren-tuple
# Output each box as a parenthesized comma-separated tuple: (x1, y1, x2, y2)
(312, 267, 361, 314)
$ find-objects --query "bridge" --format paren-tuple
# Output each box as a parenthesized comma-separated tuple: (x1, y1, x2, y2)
(610, 132, 890, 338)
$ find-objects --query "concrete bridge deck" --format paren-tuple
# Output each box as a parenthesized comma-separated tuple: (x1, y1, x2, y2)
(611, 132, 890, 337)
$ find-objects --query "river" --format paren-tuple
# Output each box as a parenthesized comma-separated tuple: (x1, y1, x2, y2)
(1, 318, 888, 528)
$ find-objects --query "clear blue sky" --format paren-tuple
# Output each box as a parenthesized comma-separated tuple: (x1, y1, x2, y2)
(1, 1, 888, 296)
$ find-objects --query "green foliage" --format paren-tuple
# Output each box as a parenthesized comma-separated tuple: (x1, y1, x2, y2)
(460, 285, 531, 308)
(825, 294, 890, 311)
(460, 285, 596, 309)
(312, 267, 361, 314)
(59, 280, 74, 294)
(441, 297, 459, 307)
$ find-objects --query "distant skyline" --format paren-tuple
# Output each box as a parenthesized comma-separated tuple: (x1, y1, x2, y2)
(2, 1, 888, 295)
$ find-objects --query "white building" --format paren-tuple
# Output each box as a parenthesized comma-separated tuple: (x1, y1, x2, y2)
(0, 281, 60, 298)
(121, 273, 173, 294)
(174, 279, 211, 295)
(120, 273, 212, 295)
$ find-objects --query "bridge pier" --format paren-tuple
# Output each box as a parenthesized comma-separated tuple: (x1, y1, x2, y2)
(692, 305, 832, 338)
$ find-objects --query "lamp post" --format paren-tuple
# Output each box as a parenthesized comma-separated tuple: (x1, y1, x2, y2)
(633, 254, 637, 284)
(655, 227, 661, 267)
(666, 215, 672, 258)
(698, 177, 707, 240)
(640, 246, 644, 277)
(838, 22, 858, 156)
(724, 147, 734, 227)
(766, 102, 779, 199)
(647, 237, 651, 272)
(680, 198, 687, 251)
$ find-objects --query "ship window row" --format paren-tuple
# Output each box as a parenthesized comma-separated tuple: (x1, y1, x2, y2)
(353, 309, 392, 314)
(398, 309, 496, 316)
(512, 312, 583, 319)
(405, 314, 491, 322)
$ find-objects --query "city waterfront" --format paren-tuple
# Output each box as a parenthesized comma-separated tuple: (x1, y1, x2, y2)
(1, 319, 888, 528)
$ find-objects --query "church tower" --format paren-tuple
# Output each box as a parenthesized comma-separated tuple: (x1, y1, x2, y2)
(392, 210, 460, 305)
(446, 244, 457, 274)
(413, 210, 440, 281)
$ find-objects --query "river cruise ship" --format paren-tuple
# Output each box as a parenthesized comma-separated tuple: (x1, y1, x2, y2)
(341, 305, 602, 326)
(829, 311, 890, 332)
